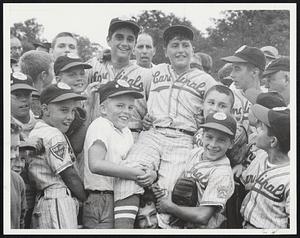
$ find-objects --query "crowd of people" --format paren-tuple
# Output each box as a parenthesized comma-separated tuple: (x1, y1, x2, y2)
(9, 17, 291, 230)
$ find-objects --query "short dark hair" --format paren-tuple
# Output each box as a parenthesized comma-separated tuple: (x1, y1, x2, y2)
(164, 34, 192, 48)
(51, 32, 77, 48)
(266, 125, 290, 154)
(204, 84, 235, 109)
(139, 188, 157, 208)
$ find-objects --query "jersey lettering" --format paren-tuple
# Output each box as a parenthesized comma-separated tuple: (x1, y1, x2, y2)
(92, 71, 109, 83)
(153, 71, 172, 83)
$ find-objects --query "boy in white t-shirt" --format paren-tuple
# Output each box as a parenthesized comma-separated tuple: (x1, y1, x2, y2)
(83, 79, 157, 228)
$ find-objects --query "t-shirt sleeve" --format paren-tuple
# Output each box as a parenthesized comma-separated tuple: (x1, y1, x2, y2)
(85, 119, 111, 152)
(200, 168, 235, 209)
(46, 133, 73, 175)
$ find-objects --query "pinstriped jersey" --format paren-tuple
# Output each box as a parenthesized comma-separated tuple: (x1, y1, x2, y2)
(28, 121, 76, 191)
(147, 64, 217, 132)
(86, 57, 151, 129)
(240, 154, 290, 228)
(230, 84, 251, 131)
(183, 147, 235, 228)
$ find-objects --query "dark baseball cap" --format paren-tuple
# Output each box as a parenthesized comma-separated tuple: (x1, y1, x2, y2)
(98, 79, 143, 104)
(245, 89, 287, 109)
(260, 46, 279, 59)
(200, 112, 237, 137)
(108, 17, 140, 38)
(163, 25, 194, 46)
(11, 72, 37, 92)
(54, 53, 92, 75)
(221, 45, 266, 71)
(251, 104, 290, 150)
(263, 56, 290, 77)
(40, 82, 87, 105)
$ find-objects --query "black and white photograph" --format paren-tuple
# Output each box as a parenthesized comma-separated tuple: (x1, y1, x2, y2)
(3, 2, 297, 235)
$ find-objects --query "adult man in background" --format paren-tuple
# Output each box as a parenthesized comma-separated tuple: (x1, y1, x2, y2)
(263, 56, 290, 106)
(133, 32, 156, 68)
(11, 37, 23, 72)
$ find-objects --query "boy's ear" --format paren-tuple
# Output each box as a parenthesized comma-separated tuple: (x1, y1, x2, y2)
(56, 75, 61, 83)
(106, 36, 111, 47)
(99, 103, 107, 116)
(164, 47, 168, 58)
(41, 104, 50, 117)
(270, 136, 278, 148)
(228, 140, 234, 150)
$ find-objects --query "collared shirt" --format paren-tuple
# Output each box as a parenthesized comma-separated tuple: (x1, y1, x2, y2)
(83, 117, 134, 191)
(147, 64, 217, 132)
(28, 121, 75, 191)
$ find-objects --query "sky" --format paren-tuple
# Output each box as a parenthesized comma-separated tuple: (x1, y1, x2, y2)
(4, 3, 294, 48)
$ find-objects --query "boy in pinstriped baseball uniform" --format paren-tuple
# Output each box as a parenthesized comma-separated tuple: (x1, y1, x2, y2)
(28, 83, 87, 229)
(238, 105, 290, 229)
(113, 25, 217, 228)
(221, 45, 267, 133)
(156, 112, 236, 228)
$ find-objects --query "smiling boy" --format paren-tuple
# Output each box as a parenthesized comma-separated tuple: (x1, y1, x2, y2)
(83, 79, 156, 229)
(28, 83, 87, 229)
(114, 25, 216, 228)
(156, 112, 236, 228)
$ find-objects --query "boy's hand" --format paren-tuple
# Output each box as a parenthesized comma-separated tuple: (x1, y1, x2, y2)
(136, 169, 157, 187)
(156, 192, 173, 213)
(151, 185, 166, 200)
(232, 164, 244, 178)
(84, 82, 100, 104)
(142, 114, 155, 130)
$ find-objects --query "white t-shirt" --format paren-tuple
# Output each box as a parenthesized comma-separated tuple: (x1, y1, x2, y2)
(83, 117, 134, 191)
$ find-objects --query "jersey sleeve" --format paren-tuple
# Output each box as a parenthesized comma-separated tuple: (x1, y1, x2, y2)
(200, 168, 235, 210)
(45, 133, 73, 175)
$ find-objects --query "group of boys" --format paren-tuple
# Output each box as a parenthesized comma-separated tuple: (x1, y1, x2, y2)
(9, 16, 290, 230)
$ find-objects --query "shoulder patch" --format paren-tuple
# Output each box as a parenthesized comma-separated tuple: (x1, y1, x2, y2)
(49, 142, 66, 161)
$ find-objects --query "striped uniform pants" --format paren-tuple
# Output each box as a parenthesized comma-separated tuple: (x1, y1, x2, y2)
(31, 187, 79, 229)
(114, 127, 193, 202)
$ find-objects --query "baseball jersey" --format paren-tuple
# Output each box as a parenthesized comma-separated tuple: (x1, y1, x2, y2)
(11, 171, 27, 229)
(147, 63, 217, 132)
(86, 57, 151, 129)
(28, 121, 76, 191)
(230, 84, 251, 131)
(83, 117, 134, 191)
(240, 154, 290, 228)
(183, 147, 235, 228)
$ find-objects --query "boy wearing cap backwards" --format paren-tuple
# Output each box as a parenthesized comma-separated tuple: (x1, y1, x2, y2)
(238, 105, 290, 229)
(113, 25, 216, 228)
(263, 56, 290, 106)
(221, 45, 266, 132)
(82, 79, 156, 229)
(155, 112, 236, 228)
(27, 83, 87, 229)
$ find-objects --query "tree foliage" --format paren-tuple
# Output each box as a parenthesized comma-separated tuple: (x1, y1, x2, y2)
(206, 10, 290, 75)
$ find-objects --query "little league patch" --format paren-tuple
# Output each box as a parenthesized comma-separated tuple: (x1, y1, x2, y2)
(50, 142, 66, 161)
